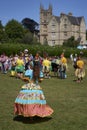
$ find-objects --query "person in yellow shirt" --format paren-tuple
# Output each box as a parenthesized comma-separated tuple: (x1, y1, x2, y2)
(75, 56, 85, 82)
(15, 55, 24, 79)
(61, 56, 67, 64)
(59, 55, 67, 79)
(42, 57, 51, 78)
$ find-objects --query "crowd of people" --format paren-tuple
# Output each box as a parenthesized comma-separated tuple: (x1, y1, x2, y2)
(0, 49, 86, 119)
(0, 50, 68, 80)
(0, 49, 85, 83)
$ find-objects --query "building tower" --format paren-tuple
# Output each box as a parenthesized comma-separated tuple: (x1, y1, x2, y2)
(40, 4, 52, 45)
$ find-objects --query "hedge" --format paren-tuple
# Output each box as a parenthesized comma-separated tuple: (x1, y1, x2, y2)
(0, 43, 87, 58)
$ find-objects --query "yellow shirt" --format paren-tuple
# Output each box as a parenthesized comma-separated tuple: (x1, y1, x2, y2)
(77, 60, 84, 69)
(16, 59, 24, 66)
(42, 59, 51, 67)
(61, 57, 67, 64)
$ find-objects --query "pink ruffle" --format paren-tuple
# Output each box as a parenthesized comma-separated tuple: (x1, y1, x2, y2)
(14, 103, 54, 117)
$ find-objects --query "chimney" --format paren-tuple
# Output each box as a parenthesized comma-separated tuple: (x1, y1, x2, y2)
(68, 12, 73, 16)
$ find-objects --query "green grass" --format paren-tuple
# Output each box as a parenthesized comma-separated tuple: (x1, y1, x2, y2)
(0, 61, 87, 130)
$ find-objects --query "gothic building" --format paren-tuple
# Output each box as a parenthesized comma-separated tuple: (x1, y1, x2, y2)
(40, 4, 86, 46)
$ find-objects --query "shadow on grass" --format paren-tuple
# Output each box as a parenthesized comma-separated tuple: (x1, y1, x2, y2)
(13, 115, 52, 124)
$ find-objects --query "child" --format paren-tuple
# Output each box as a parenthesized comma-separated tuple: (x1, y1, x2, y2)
(10, 57, 16, 77)
(24, 65, 33, 80)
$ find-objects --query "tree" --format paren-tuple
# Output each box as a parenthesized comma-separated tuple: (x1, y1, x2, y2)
(0, 20, 3, 29)
(22, 31, 33, 44)
(63, 36, 79, 47)
(5, 19, 24, 43)
(0, 20, 4, 43)
(21, 18, 39, 33)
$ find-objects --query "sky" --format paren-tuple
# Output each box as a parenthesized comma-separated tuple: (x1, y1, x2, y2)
(0, 0, 87, 28)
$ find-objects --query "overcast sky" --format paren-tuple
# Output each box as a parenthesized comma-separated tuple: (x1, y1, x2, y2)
(0, 0, 87, 28)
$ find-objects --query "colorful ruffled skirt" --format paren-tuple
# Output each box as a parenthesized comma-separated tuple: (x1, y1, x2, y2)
(14, 83, 53, 117)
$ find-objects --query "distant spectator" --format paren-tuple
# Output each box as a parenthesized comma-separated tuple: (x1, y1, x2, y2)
(0, 53, 8, 73)
(75, 55, 85, 82)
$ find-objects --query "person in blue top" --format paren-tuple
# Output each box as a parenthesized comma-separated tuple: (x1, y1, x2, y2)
(24, 64, 33, 80)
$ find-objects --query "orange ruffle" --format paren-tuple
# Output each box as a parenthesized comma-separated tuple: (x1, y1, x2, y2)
(14, 103, 54, 117)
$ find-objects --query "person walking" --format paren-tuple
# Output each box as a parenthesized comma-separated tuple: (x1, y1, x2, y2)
(75, 55, 85, 82)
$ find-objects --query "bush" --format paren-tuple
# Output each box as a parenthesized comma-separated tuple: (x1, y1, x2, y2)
(63, 36, 79, 48)
(0, 43, 87, 58)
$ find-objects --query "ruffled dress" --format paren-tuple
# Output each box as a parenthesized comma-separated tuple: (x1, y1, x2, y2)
(14, 83, 53, 117)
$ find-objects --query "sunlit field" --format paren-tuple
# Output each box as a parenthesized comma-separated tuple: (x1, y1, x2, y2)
(0, 59, 87, 130)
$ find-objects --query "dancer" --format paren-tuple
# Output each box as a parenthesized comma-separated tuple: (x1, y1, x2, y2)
(15, 55, 24, 79)
(59, 54, 67, 79)
(75, 55, 85, 82)
(14, 54, 53, 118)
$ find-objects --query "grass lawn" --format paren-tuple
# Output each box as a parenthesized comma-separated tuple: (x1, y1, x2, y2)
(0, 60, 87, 130)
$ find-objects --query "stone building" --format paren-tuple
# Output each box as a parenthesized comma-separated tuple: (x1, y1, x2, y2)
(40, 4, 86, 46)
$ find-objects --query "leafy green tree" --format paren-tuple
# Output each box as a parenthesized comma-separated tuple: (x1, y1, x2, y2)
(63, 36, 79, 47)
(5, 19, 24, 43)
(22, 31, 33, 44)
(0, 20, 3, 29)
(0, 20, 4, 43)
